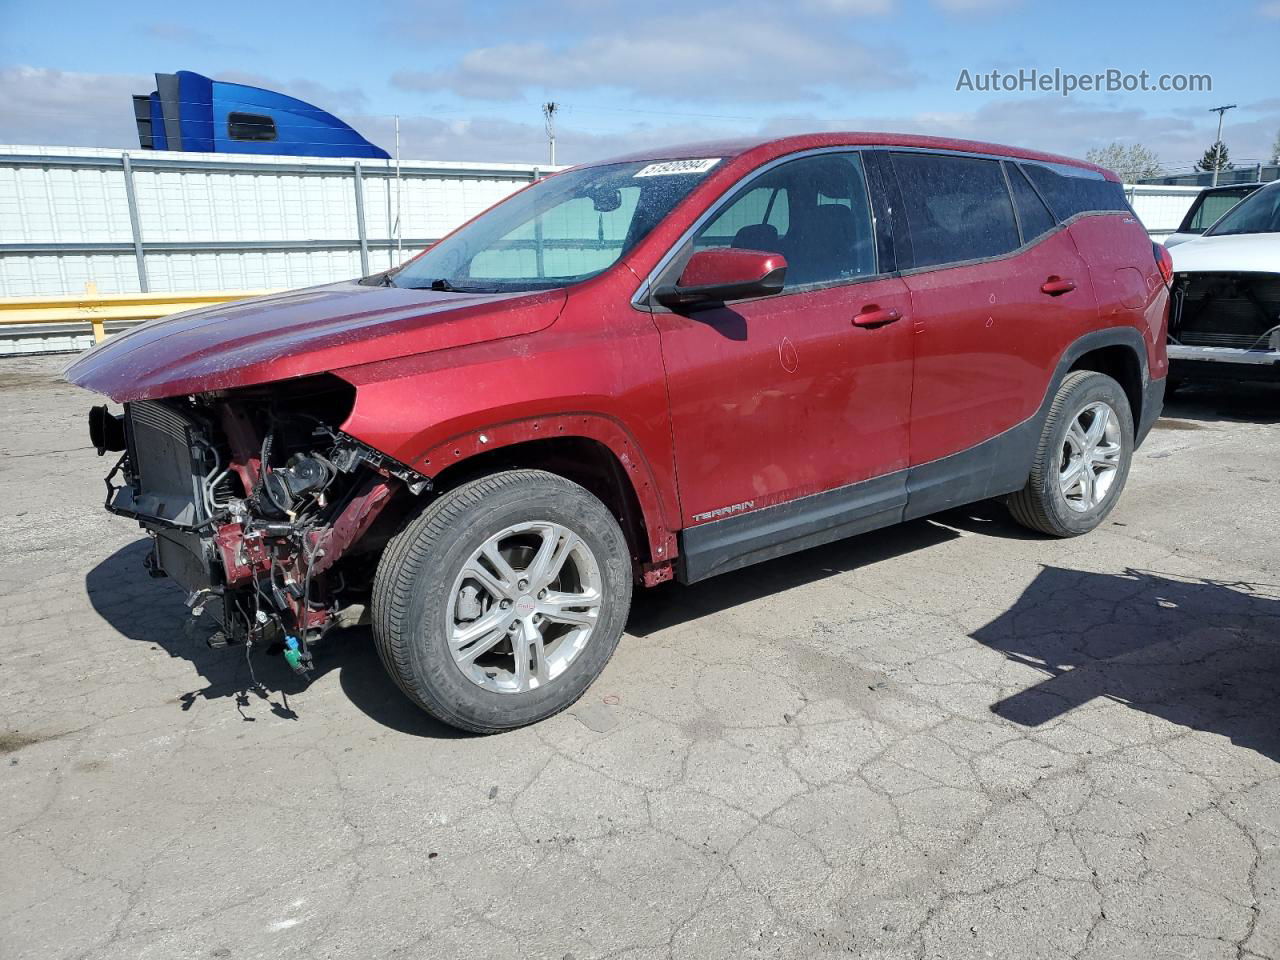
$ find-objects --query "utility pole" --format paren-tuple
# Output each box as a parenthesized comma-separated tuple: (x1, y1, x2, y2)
(394, 115, 402, 264)
(543, 102, 558, 167)
(1208, 104, 1237, 186)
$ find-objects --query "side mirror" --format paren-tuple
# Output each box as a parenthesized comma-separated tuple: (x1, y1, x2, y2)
(654, 248, 787, 310)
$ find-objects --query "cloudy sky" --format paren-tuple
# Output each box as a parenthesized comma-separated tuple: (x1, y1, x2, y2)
(1, 0, 1276, 171)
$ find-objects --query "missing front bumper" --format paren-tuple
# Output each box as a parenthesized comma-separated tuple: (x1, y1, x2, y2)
(1168, 344, 1280, 382)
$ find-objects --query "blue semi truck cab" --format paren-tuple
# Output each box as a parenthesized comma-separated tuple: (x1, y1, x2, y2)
(133, 70, 390, 159)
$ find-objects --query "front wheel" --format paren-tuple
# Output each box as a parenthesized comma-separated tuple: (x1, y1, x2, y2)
(1006, 371, 1134, 537)
(372, 470, 634, 733)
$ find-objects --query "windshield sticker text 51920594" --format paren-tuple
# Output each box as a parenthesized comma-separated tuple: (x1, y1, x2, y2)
(634, 158, 721, 178)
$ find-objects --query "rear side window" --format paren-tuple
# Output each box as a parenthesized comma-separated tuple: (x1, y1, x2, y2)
(690, 152, 877, 288)
(891, 152, 1020, 268)
(1005, 163, 1057, 242)
(227, 112, 277, 142)
(1020, 162, 1127, 221)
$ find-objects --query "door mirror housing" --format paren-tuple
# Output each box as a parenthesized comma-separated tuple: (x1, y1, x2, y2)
(654, 248, 787, 310)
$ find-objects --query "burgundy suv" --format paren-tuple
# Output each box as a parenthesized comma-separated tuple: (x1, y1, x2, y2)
(67, 133, 1170, 732)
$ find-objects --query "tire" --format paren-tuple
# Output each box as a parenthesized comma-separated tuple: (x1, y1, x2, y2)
(372, 469, 633, 733)
(1006, 371, 1134, 538)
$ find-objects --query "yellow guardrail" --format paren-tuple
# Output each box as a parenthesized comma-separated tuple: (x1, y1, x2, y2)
(0, 289, 277, 343)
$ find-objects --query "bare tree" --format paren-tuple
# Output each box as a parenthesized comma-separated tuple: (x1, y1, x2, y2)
(1084, 142, 1164, 182)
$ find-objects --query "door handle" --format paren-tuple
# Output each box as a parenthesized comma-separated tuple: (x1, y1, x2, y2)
(853, 305, 902, 328)
(1040, 276, 1076, 296)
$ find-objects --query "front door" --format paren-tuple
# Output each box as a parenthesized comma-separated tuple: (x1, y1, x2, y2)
(647, 151, 914, 579)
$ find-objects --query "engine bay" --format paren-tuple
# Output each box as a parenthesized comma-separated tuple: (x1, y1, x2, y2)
(1171, 271, 1280, 352)
(89, 375, 426, 672)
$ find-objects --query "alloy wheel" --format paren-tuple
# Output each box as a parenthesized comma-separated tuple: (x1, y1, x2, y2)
(1058, 401, 1123, 513)
(446, 521, 602, 694)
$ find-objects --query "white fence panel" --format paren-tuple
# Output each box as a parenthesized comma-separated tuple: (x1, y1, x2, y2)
(0, 145, 554, 298)
(1124, 184, 1201, 243)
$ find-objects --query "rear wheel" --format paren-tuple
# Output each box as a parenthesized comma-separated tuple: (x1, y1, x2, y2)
(372, 470, 633, 733)
(1006, 371, 1134, 537)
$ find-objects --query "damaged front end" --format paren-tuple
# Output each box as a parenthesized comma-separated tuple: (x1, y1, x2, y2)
(1169, 272, 1280, 381)
(89, 375, 426, 670)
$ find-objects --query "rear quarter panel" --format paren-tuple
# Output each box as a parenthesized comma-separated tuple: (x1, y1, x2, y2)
(1067, 214, 1170, 381)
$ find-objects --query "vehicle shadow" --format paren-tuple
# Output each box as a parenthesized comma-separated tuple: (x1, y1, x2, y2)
(86, 517, 964, 735)
(972, 565, 1280, 763)
(927, 498, 1056, 542)
(628, 514, 961, 634)
(92, 510, 1274, 754)
(84, 539, 468, 738)
(1162, 379, 1280, 425)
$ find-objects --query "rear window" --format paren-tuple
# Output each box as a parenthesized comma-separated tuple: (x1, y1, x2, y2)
(1020, 162, 1128, 221)
(891, 152, 1020, 268)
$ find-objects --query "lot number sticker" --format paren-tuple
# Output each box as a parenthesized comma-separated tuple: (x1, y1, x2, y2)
(634, 158, 721, 177)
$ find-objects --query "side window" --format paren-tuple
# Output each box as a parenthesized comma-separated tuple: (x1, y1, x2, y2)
(1006, 163, 1057, 242)
(697, 187, 790, 247)
(891, 152, 1020, 268)
(689, 152, 876, 288)
(1020, 162, 1128, 221)
(227, 112, 277, 142)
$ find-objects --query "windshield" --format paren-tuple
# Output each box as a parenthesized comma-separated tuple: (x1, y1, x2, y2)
(391, 159, 720, 293)
(1205, 183, 1280, 237)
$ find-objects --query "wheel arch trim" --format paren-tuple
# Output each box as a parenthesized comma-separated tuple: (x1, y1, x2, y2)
(1057, 325, 1160, 444)
(415, 412, 677, 564)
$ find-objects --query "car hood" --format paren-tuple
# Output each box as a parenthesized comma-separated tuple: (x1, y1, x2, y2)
(64, 281, 567, 402)
(1170, 232, 1280, 275)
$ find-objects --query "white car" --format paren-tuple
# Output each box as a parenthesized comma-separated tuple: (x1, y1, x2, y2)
(1168, 179, 1280, 384)
(1162, 182, 1261, 248)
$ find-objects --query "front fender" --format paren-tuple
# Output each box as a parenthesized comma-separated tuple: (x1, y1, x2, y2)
(332, 310, 681, 564)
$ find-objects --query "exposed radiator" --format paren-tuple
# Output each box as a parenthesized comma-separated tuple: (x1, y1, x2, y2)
(124, 400, 206, 527)
(1177, 330, 1272, 350)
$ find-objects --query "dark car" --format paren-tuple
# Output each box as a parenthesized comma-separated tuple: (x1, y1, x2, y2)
(66, 133, 1170, 732)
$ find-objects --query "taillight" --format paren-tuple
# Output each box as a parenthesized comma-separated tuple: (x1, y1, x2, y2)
(1153, 242, 1174, 286)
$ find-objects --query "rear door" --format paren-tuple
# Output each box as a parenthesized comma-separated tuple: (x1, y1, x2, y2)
(648, 151, 914, 579)
(887, 151, 1098, 477)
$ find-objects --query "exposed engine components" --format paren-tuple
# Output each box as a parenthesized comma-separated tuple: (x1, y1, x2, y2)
(88, 404, 127, 455)
(94, 375, 416, 677)
(282, 636, 312, 674)
(260, 453, 336, 517)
